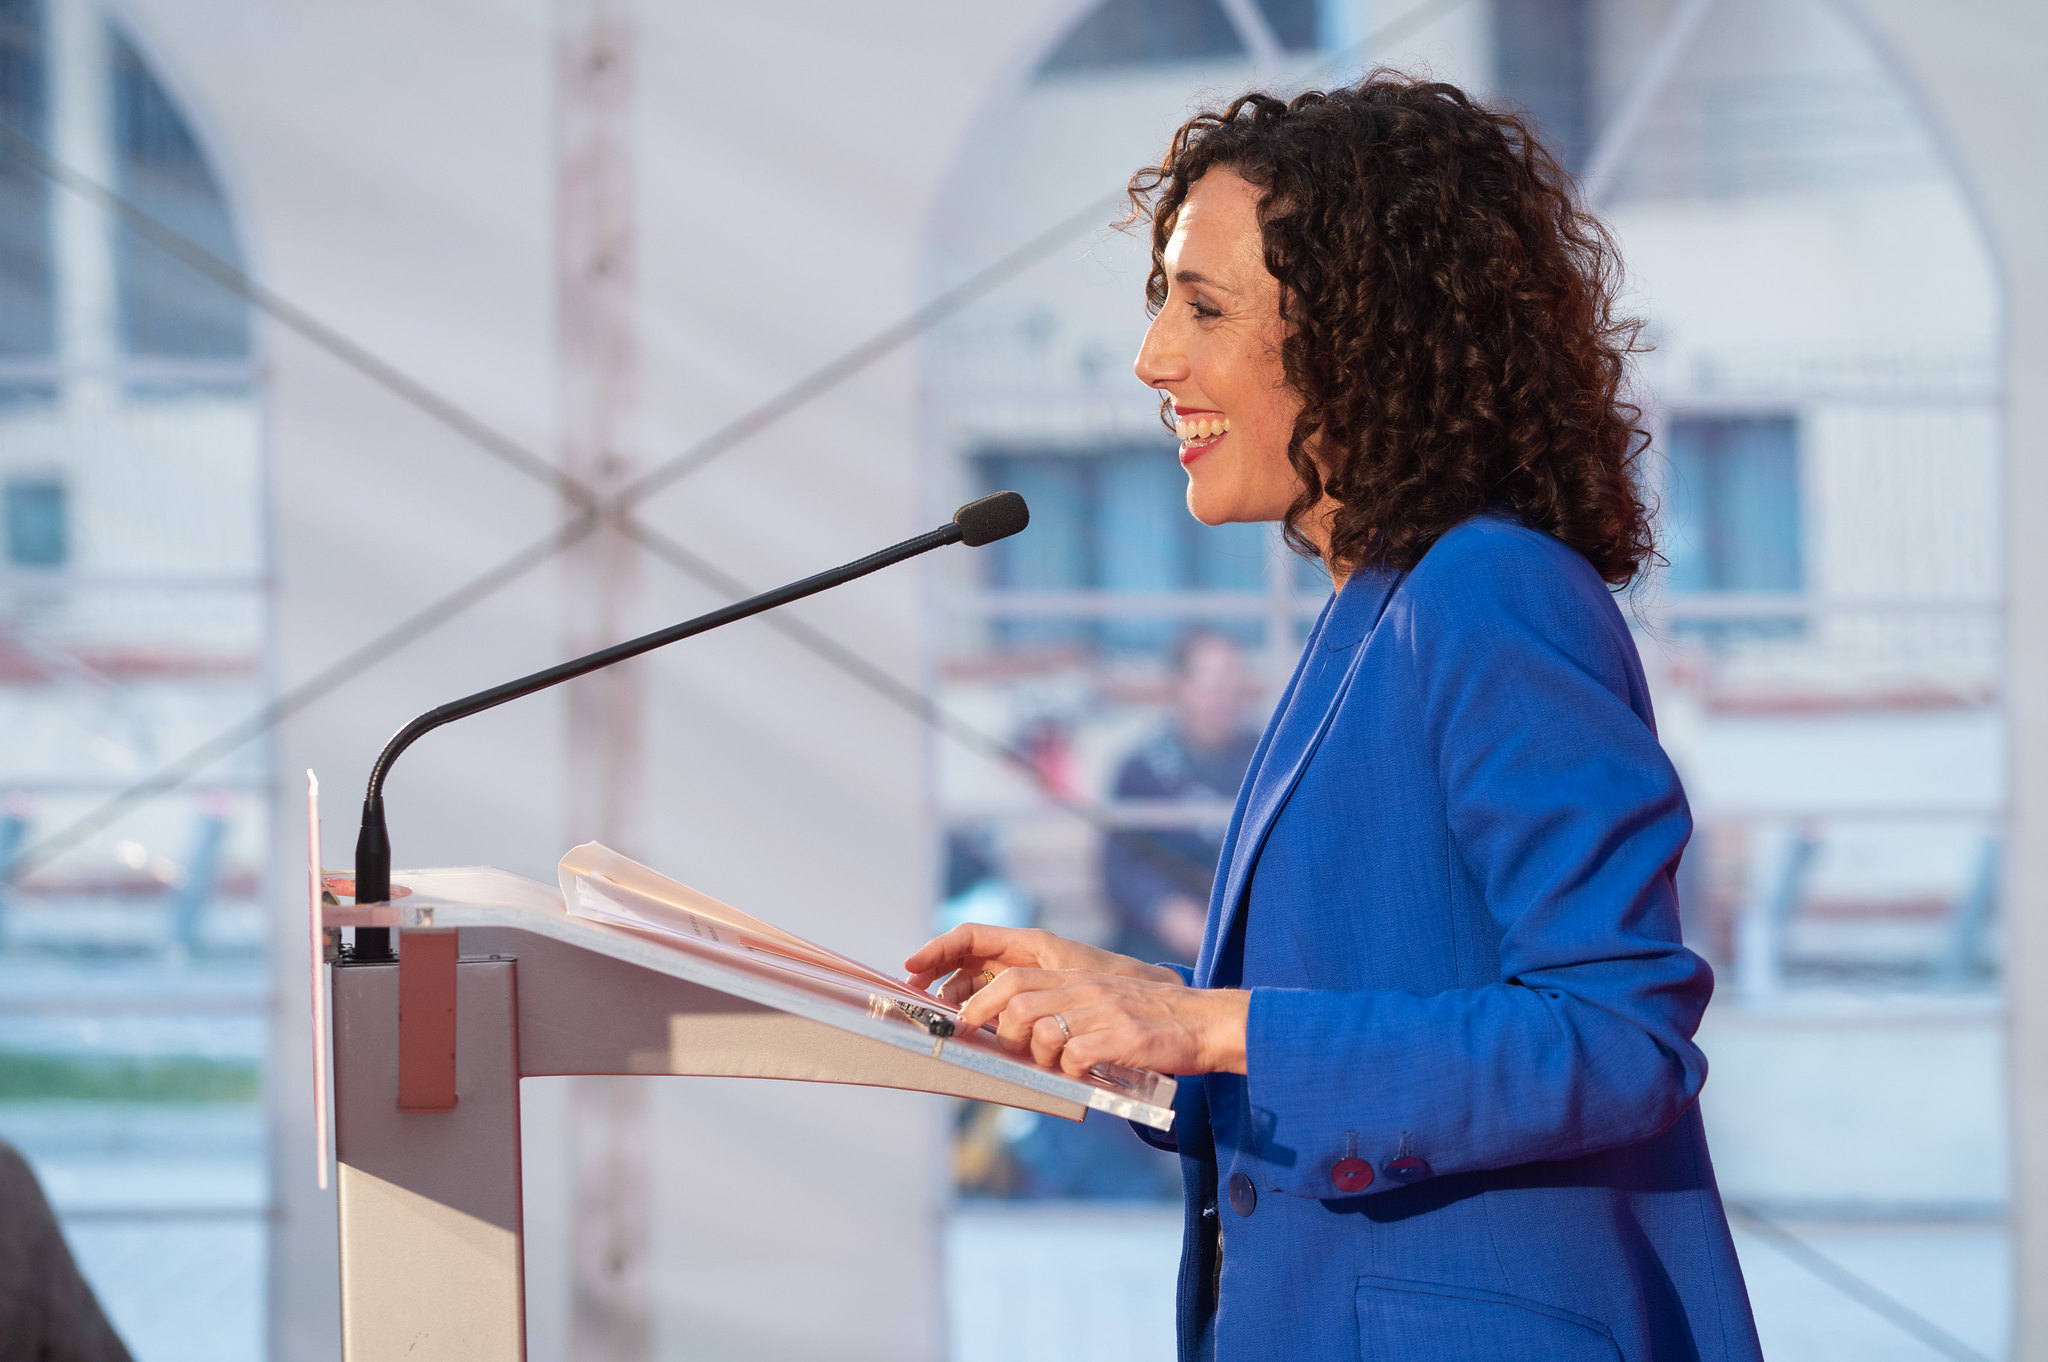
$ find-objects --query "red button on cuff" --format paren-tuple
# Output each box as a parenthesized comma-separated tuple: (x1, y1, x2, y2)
(1330, 1156, 1374, 1194)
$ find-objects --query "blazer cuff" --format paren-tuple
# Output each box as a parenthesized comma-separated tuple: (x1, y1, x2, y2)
(1244, 986, 1407, 1199)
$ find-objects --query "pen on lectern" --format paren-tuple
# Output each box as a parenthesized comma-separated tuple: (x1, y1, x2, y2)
(868, 993, 957, 1037)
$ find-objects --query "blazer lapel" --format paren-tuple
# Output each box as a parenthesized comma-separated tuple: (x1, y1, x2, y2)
(1196, 568, 1403, 987)
(1187, 593, 1333, 982)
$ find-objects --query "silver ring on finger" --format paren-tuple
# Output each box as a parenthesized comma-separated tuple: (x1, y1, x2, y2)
(1051, 1012, 1072, 1041)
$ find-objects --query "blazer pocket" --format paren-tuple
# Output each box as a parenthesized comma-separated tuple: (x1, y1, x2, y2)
(1355, 1275, 1622, 1362)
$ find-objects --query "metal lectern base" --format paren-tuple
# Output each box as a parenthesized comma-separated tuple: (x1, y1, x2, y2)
(333, 957, 525, 1361)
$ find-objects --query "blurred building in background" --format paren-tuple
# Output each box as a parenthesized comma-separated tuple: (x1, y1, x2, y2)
(0, 0, 267, 1356)
(0, 0, 2036, 1360)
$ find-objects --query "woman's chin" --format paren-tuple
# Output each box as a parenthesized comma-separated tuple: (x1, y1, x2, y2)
(1185, 482, 1267, 528)
(1184, 489, 1232, 527)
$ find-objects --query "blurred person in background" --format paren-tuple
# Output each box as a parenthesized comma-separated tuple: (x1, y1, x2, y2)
(1102, 629, 1260, 966)
(910, 73, 1762, 1362)
(935, 826, 1033, 936)
(0, 1141, 131, 1362)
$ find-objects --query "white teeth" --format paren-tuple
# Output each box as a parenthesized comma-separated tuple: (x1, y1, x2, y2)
(1177, 415, 1231, 442)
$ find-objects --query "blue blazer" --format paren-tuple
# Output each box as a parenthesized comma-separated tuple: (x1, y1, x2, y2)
(1140, 515, 1763, 1362)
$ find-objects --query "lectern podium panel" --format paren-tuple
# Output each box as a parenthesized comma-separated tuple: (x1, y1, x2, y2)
(331, 957, 524, 1361)
(316, 866, 1176, 1361)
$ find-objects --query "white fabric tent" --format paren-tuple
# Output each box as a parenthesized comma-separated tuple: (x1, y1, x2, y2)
(91, 0, 2048, 1357)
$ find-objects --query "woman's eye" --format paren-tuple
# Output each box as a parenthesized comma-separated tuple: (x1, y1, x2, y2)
(1188, 299, 1221, 320)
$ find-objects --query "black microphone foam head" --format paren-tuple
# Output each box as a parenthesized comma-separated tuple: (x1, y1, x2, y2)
(953, 490, 1030, 547)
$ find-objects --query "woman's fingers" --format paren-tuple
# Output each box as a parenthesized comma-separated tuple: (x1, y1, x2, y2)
(979, 974, 1109, 1068)
(958, 966, 1058, 1033)
(901, 923, 985, 987)
(903, 924, 1057, 989)
(904, 924, 1187, 995)
(935, 961, 1011, 1007)
(997, 985, 1075, 1064)
(1029, 1014, 1073, 1070)
(1011, 991, 1141, 1074)
(1059, 1026, 1123, 1077)
(933, 970, 980, 1007)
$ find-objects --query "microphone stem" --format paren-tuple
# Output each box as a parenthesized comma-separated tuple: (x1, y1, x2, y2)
(349, 518, 965, 931)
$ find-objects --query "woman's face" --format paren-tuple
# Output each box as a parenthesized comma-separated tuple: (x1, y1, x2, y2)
(1134, 168, 1306, 531)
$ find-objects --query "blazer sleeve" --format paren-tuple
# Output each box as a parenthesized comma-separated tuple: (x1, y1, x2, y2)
(1241, 544, 1712, 1198)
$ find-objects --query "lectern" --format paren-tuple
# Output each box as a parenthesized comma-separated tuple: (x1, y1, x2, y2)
(306, 780, 1174, 1361)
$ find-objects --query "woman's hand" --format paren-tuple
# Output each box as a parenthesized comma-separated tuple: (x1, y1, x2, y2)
(904, 924, 1178, 1006)
(905, 923, 1246, 1076)
(959, 967, 1248, 1078)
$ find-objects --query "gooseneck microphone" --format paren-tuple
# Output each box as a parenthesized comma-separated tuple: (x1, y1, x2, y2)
(348, 491, 1028, 960)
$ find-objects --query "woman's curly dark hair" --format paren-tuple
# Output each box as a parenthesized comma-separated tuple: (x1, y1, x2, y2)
(1129, 71, 1654, 586)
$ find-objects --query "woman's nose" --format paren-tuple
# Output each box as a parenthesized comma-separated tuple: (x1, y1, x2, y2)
(1133, 312, 1187, 389)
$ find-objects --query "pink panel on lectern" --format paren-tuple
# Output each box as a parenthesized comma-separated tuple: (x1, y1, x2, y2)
(398, 931, 460, 1112)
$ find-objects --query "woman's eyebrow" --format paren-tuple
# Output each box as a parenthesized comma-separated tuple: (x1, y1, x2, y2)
(1173, 267, 1231, 291)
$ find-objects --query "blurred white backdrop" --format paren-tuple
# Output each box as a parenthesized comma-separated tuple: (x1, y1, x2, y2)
(0, 1, 2041, 1360)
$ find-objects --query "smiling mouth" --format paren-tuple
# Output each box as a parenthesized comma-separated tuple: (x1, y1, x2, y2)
(1175, 411, 1230, 455)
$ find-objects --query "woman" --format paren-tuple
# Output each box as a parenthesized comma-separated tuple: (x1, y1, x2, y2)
(906, 74, 1763, 1361)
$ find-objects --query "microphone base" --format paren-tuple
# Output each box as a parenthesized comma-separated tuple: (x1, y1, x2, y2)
(353, 795, 395, 962)
(353, 927, 394, 962)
